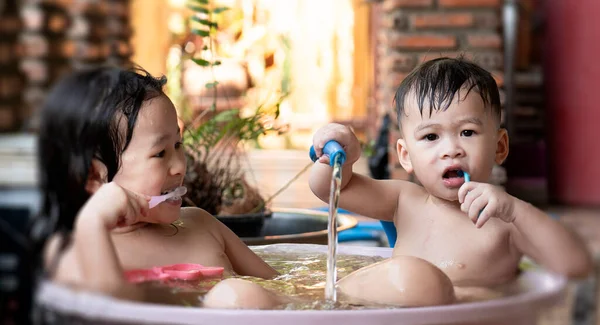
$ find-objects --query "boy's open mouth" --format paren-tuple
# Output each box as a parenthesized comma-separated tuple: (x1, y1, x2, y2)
(442, 168, 467, 188)
(443, 169, 464, 179)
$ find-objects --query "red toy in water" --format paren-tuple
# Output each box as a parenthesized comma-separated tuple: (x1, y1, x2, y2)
(124, 263, 224, 283)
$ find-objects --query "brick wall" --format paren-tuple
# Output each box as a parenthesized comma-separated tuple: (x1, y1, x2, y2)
(376, 0, 504, 180)
(0, 1, 25, 132)
(0, 0, 132, 132)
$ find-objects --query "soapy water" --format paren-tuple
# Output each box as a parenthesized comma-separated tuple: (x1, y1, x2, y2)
(137, 248, 521, 310)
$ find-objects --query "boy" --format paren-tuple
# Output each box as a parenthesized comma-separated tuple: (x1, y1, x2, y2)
(309, 57, 592, 287)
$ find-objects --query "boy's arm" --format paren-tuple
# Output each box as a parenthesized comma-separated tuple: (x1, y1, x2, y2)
(509, 199, 593, 278)
(309, 162, 404, 221)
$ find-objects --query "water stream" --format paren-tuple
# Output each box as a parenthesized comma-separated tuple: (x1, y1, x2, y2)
(325, 154, 343, 302)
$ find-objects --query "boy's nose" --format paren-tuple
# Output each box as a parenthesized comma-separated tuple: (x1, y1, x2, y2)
(441, 140, 465, 159)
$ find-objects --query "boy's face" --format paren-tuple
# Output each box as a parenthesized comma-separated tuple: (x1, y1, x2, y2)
(112, 95, 186, 224)
(396, 89, 508, 201)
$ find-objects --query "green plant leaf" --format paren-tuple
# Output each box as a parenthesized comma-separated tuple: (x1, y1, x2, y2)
(205, 81, 219, 89)
(191, 16, 217, 27)
(191, 28, 210, 37)
(190, 0, 209, 4)
(213, 109, 239, 122)
(212, 60, 222, 66)
(213, 6, 230, 14)
(187, 4, 209, 14)
(192, 58, 211, 66)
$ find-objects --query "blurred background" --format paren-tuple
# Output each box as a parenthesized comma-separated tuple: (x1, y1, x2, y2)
(1, 0, 599, 323)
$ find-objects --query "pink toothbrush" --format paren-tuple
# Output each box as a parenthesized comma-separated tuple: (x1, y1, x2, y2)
(148, 186, 187, 209)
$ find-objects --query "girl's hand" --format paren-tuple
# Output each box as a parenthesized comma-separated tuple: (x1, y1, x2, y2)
(78, 182, 150, 230)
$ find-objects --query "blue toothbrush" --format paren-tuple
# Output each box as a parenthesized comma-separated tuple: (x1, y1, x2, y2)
(458, 170, 482, 220)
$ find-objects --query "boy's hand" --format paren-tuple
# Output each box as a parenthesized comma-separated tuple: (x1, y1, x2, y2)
(312, 123, 361, 165)
(458, 182, 515, 228)
(77, 182, 150, 230)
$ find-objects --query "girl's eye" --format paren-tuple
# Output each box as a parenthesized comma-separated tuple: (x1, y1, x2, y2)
(424, 134, 438, 141)
(461, 130, 475, 137)
(153, 150, 165, 158)
(175, 141, 183, 149)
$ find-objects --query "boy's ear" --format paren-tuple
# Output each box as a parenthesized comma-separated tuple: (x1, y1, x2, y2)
(396, 139, 413, 174)
(85, 159, 108, 194)
(495, 128, 509, 165)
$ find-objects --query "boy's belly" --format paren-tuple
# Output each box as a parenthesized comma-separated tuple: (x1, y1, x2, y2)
(392, 237, 520, 287)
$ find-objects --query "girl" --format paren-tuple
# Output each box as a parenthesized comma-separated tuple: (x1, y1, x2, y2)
(36, 66, 283, 308)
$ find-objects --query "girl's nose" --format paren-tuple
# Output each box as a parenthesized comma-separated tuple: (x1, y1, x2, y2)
(170, 153, 186, 175)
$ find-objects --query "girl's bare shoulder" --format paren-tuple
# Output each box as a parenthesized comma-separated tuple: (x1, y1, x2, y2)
(180, 206, 215, 220)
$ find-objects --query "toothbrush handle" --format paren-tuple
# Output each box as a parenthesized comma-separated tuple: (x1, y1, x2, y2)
(463, 172, 471, 183)
(309, 140, 347, 167)
(148, 197, 162, 209)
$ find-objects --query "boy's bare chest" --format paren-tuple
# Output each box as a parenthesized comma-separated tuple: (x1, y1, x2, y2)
(393, 205, 520, 286)
(112, 225, 233, 271)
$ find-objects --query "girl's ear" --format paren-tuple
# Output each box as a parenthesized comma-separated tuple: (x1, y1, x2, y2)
(85, 159, 108, 194)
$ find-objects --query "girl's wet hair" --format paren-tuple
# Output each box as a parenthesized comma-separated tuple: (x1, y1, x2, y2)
(393, 57, 501, 127)
(35, 66, 166, 250)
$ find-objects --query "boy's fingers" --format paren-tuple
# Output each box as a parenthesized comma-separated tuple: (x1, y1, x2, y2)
(469, 196, 487, 221)
(314, 146, 323, 157)
(458, 182, 476, 203)
(475, 204, 494, 228)
(319, 155, 330, 164)
(461, 187, 481, 212)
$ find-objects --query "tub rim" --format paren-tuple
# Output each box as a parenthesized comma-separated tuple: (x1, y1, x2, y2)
(36, 244, 567, 325)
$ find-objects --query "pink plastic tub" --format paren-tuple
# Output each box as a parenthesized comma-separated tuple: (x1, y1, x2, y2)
(35, 244, 567, 325)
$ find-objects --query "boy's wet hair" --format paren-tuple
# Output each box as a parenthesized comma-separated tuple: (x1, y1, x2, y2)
(37, 66, 166, 239)
(393, 57, 501, 128)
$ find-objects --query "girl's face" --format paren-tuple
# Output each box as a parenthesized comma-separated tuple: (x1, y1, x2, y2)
(112, 95, 186, 224)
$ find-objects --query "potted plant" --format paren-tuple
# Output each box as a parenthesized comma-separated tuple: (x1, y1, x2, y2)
(177, 0, 291, 237)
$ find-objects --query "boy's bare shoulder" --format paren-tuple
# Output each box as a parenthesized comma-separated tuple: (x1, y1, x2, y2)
(398, 181, 429, 202)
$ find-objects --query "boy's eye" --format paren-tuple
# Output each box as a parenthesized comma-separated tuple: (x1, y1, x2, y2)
(153, 150, 165, 158)
(461, 130, 475, 137)
(175, 141, 183, 149)
(424, 134, 438, 141)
